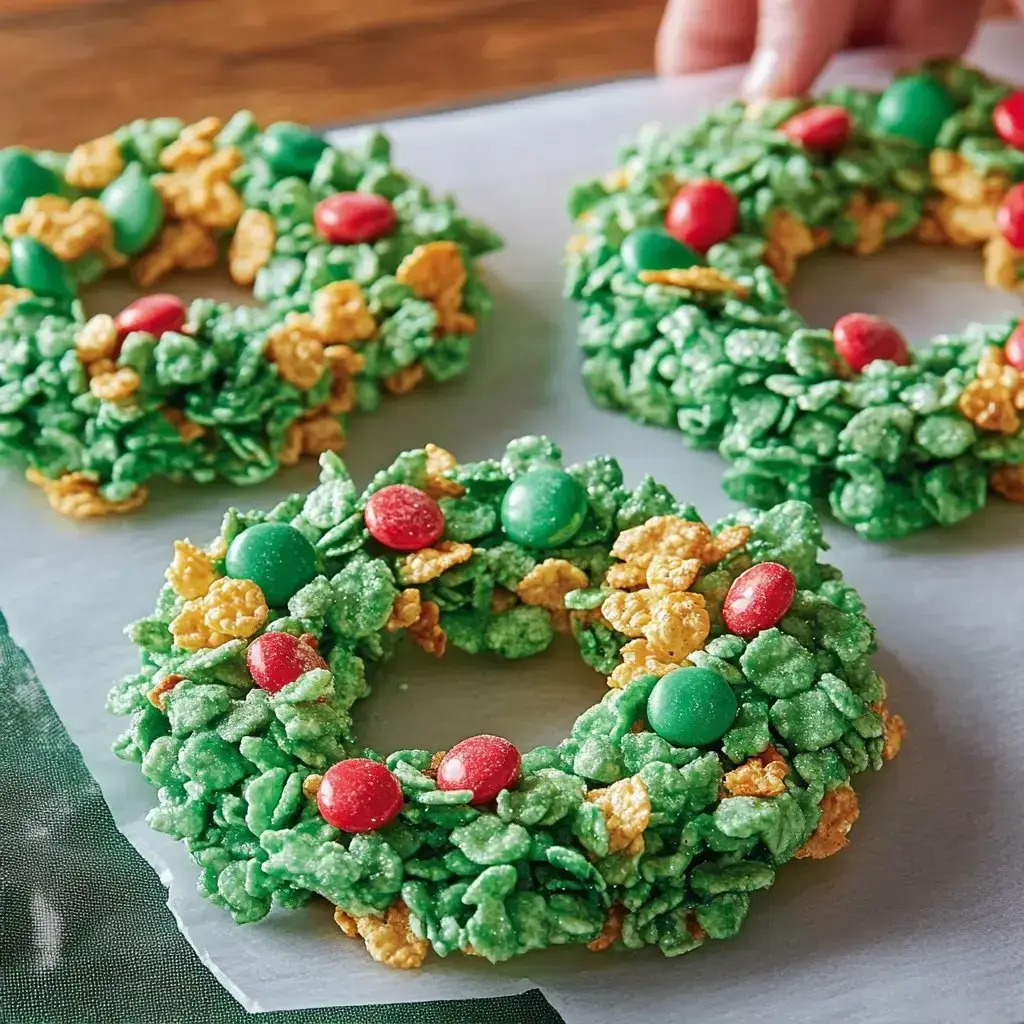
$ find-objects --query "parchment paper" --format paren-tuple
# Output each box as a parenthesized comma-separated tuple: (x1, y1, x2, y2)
(2, 24, 1023, 1023)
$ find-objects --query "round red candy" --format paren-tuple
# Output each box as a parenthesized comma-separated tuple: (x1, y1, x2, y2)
(780, 105, 853, 152)
(993, 91, 1024, 151)
(314, 192, 397, 245)
(436, 735, 521, 805)
(364, 484, 445, 551)
(317, 758, 404, 832)
(1005, 323, 1024, 370)
(997, 182, 1024, 250)
(114, 293, 187, 340)
(832, 313, 909, 373)
(723, 562, 797, 638)
(664, 180, 738, 253)
(246, 631, 328, 693)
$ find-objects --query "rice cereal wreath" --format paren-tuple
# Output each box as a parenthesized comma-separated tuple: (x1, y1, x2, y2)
(107, 435, 904, 969)
(565, 61, 1024, 540)
(0, 115, 499, 518)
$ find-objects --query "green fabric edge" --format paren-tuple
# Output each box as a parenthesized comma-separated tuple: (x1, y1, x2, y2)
(0, 609, 564, 1024)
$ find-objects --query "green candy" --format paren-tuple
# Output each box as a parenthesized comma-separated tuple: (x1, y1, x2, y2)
(100, 164, 164, 254)
(875, 75, 956, 147)
(0, 148, 60, 219)
(259, 123, 329, 178)
(620, 228, 700, 276)
(646, 667, 738, 747)
(500, 468, 588, 548)
(225, 523, 319, 607)
(10, 236, 73, 299)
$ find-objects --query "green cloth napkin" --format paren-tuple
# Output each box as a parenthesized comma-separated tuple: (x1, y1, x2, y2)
(0, 611, 564, 1024)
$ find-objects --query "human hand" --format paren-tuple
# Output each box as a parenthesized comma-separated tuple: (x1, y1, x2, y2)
(657, 0, 1024, 100)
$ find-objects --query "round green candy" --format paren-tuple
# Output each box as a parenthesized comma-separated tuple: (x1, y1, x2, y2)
(500, 468, 588, 549)
(259, 123, 328, 178)
(620, 228, 700, 276)
(646, 667, 738, 747)
(225, 523, 319, 607)
(875, 75, 956, 148)
(10, 235, 74, 299)
(0, 148, 60, 220)
(100, 164, 164, 255)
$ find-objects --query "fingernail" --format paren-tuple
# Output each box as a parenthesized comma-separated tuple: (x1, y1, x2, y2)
(743, 47, 782, 100)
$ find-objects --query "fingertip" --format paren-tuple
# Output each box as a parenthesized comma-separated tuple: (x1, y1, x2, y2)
(656, 0, 757, 77)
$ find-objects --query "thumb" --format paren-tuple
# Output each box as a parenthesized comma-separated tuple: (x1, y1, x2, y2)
(743, 0, 855, 100)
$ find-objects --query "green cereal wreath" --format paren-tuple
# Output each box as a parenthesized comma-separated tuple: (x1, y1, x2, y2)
(107, 435, 904, 968)
(565, 61, 1024, 540)
(0, 115, 499, 518)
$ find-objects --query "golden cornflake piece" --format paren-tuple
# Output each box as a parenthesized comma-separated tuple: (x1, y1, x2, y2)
(958, 378, 1020, 434)
(0, 239, 10, 277)
(154, 146, 243, 230)
(90, 367, 141, 402)
(644, 590, 710, 662)
(397, 540, 474, 585)
(433, 286, 478, 336)
(604, 560, 647, 590)
(302, 774, 323, 801)
(645, 553, 702, 594)
(277, 423, 304, 467)
(354, 901, 429, 970)
(611, 516, 744, 570)
(929, 150, 1009, 206)
(566, 233, 589, 254)
(842, 192, 902, 256)
(517, 559, 588, 611)
(915, 210, 947, 246)
(880, 707, 907, 761)
(5, 195, 124, 264)
(638, 266, 749, 297)
(64, 134, 124, 189)
(228, 208, 276, 286)
(384, 363, 426, 395)
(165, 539, 220, 600)
(161, 406, 206, 443)
(602, 168, 631, 191)
(147, 673, 185, 711)
(764, 209, 818, 283)
(202, 577, 269, 639)
(297, 414, 346, 456)
(586, 775, 651, 854)
(86, 357, 117, 380)
(75, 314, 119, 365)
(132, 221, 218, 288)
(159, 116, 223, 170)
(608, 637, 679, 688)
(423, 442, 465, 499)
(723, 756, 789, 797)
(933, 196, 1001, 247)
(386, 589, 423, 631)
(333, 906, 359, 938)
(267, 313, 326, 390)
(490, 587, 518, 614)
(169, 603, 230, 651)
(0, 283, 30, 316)
(601, 589, 655, 638)
(983, 236, 1024, 293)
(990, 462, 1024, 502)
(794, 782, 860, 860)
(312, 281, 377, 344)
(587, 904, 625, 952)
(428, 750, 446, 775)
(25, 467, 148, 519)
(408, 600, 446, 657)
(396, 241, 467, 301)
(207, 536, 228, 560)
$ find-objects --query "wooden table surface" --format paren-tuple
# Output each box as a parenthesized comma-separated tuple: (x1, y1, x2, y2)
(0, 0, 1015, 149)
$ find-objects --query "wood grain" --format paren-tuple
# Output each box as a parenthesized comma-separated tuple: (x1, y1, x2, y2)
(0, 0, 1015, 150)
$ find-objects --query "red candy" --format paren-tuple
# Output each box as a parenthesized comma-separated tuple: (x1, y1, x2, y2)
(364, 484, 445, 551)
(436, 735, 521, 805)
(780, 105, 853, 152)
(1005, 323, 1024, 370)
(997, 182, 1024, 250)
(314, 192, 397, 245)
(114, 293, 187, 340)
(722, 562, 797, 638)
(832, 313, 909, 373)
(664, 180, 739, 253)
(246, 632, 328, 693)
(993, 91, 1024, 151)
(317, 758, 404, 833)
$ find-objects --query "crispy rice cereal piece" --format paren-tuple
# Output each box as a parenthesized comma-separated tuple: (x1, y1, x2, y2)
(990, 463, 1024, 502)
(147, 673, 185, 711)
(90, 367, 141, 402)
(517, 559, 589, 611)
(607, 637, 679, 688)
(586, 775, 651, 854)
(723, 755, 789, 797)
(75, 314, 120, 365)
(228, 208, 276, 286)
(383, 363, 426, 395)
(26, 468, 149, 518)
(587, 904, 626, 951)
(354, 901, 429, 970)
(423, 443, 465, 498)
(132, 221, 218, 288)
(267, 313, 326, 390)
(165, 540, 220, 600)
(795, 782, 860, 860)
(638, 266, 750, 297)
(386, 589, 423, 631)
(64, 134, 125, 189)
(407, 600, 446, 657)
(397, 541, 474, 585)
(312, 281, 377, 344)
